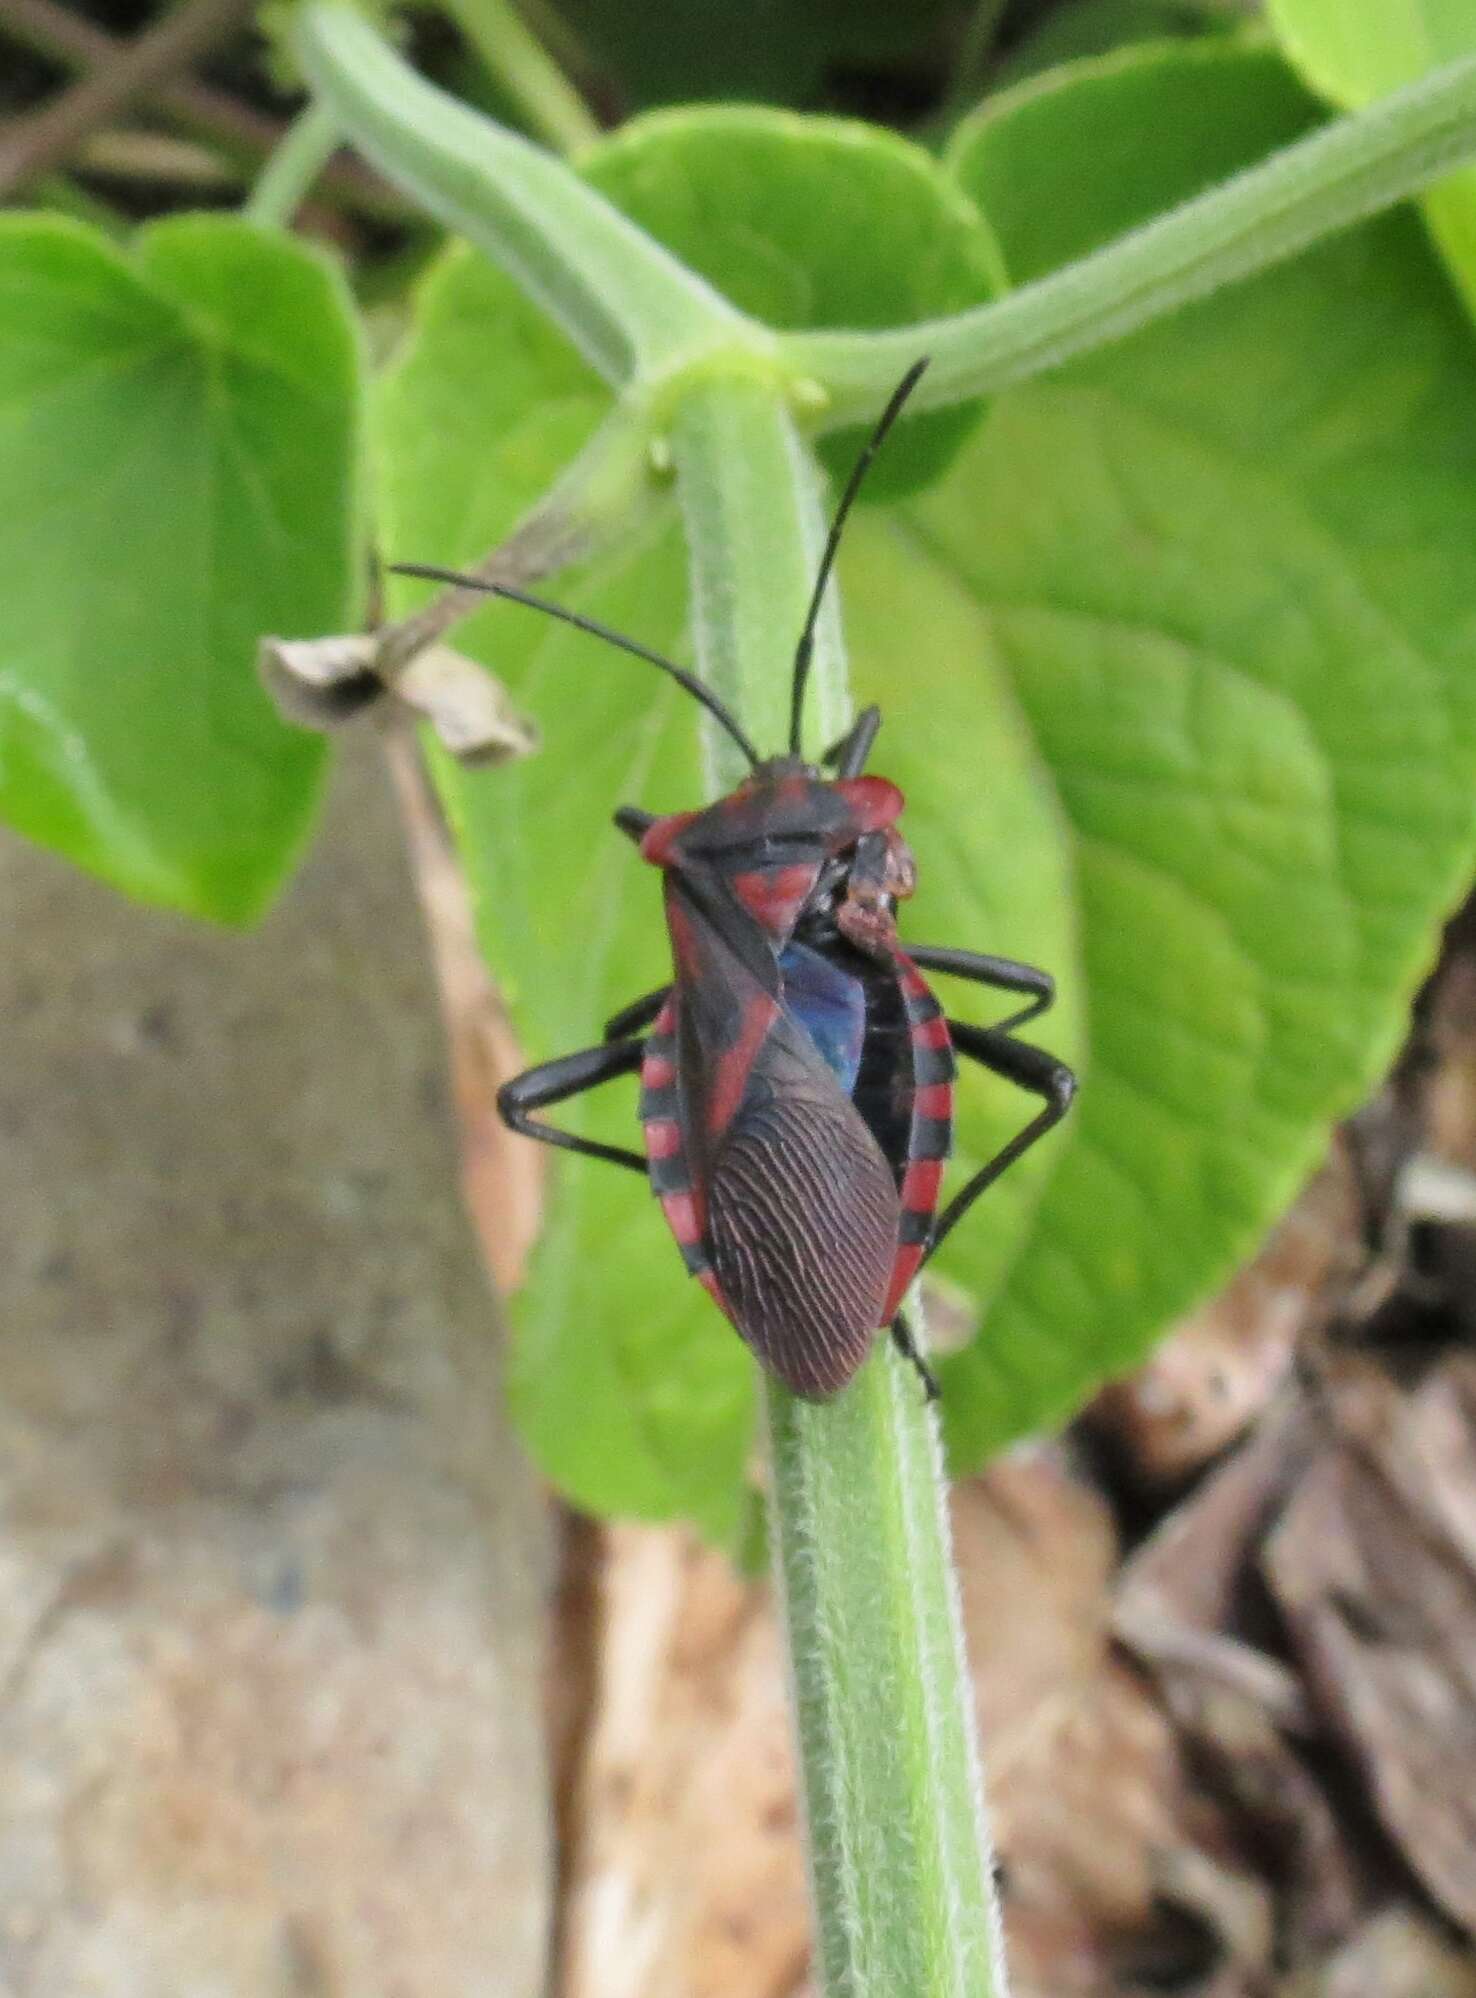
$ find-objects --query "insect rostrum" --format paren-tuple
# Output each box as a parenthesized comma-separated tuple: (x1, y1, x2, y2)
(394, 362, 1076, 1401)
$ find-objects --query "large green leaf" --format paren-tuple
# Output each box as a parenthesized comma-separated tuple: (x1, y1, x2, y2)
(950, 41, 1317, 285)
(1264, 0, 1476, 314)
(0, 215, 362, 921)
(377, 109, 1027, 1537)
(930, 41, 1476, 1457)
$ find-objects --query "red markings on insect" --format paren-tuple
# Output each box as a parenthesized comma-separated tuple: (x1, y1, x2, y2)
(902, 1158, 945, 1214)
(730, 861, 819, 937)
(640, 810, 698, 867)
(883, 1246, 925, 1324)
(645, 1119, 683, 1159)
(834, 775, 904, 831)
(661, 1190, 703, 1245)
(665, 894, 704, 983)
(705, 996, 779, 1139)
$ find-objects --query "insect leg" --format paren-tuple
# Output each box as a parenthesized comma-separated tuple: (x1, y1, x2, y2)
(498, 1038, 648, 1173)
(923, 1023, 1076, 1264)
(906, 944, 1055, 1032)
(889, 1310, 940, 1402)
(820, 704, 882, 778)
(603, 986, 670, 1041)
(613, 805, 657, 844)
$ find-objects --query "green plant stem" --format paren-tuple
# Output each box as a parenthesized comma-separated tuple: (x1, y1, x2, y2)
(445, 0, 599, 155)
(668, 372, 1004, 1998)
(244, 99, 340, 226)
(669, 377, 842, 765)
(297, 8, 1476, 436)
(787, 49, 1476, 425)
(295, 3, 749, 382)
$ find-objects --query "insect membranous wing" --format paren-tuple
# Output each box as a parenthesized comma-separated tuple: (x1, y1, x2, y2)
(706, 1022, 900, 1397)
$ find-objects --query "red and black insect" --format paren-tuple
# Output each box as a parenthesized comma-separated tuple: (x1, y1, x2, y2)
(396, 362, 1076, 1400)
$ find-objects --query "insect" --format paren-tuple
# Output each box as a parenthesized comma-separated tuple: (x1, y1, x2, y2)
(395, 361, 1076, 1400)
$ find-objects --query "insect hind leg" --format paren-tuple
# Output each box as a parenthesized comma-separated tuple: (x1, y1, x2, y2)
(924, 1022, 1076, 1265)
(498, 1037, 648, 1172)
(889, 1310, 940, 1402)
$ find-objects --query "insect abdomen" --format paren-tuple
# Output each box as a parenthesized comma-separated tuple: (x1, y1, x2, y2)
(882, 956, 956, 1319)
(639, 999, 709, 1275)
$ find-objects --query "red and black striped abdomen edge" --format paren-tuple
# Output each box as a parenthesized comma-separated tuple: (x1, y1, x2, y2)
(639, 997, 732, 1318)
(881, 953, 956, 1322)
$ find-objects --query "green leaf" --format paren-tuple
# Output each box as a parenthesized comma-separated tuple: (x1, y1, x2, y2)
(1265, 0, 1476, 311)
(376, 108, 1014, 1533)
(0, 214, 362, 922)
(927, 39, 1476, 1459)
(950, 42, 1316, 286)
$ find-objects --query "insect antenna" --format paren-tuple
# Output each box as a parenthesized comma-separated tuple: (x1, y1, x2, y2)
(389, 565, 763, 770)
(787, 356, 930, 758)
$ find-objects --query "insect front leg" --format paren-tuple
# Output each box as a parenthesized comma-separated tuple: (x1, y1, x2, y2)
(924, 1022, 1076, 1264)
(498, 1038, 648, 1172)
(906, 943, 1055, 1032)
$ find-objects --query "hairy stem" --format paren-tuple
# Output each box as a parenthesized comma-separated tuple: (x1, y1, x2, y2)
(296, 3, 748, 383)
(788, 49, 1476, 425)
(669, 372, 1004, 1998)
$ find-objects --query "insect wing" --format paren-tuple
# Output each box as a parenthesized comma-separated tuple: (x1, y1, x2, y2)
(704, 1023, 901, 1396)
(659, 877, 900, 1398)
